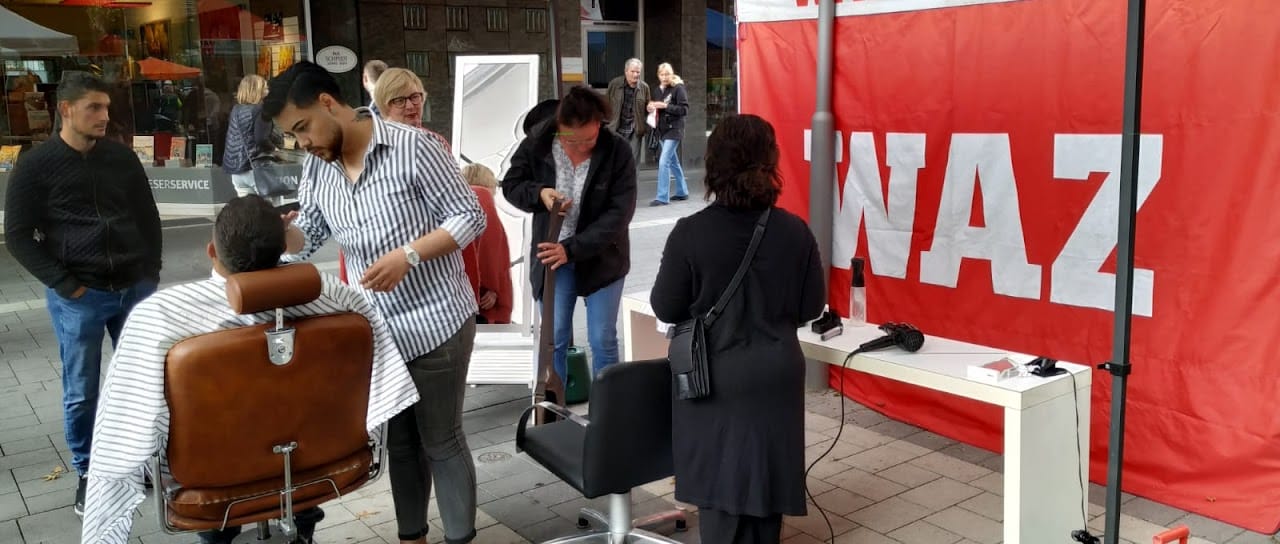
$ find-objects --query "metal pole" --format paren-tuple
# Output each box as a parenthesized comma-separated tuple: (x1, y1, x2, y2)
(809, 0, 836, 283)
(1102, 0, 1146, 542)
(547, 0, 564, 97)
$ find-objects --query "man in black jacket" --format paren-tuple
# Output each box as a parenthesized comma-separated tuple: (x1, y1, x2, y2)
(3, 72, 162, 516)
(501, 86, 637, 384)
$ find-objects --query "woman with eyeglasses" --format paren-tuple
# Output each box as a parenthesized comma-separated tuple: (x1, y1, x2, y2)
(374, 68, 451, 152)
(500, 86, 638, 386)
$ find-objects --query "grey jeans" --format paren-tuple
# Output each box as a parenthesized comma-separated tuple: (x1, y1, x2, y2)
(388, 318, 477, 543)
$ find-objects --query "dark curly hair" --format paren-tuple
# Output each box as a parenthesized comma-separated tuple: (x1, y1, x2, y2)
(214, 196, 286, 274)
(704, 114, 781, 210)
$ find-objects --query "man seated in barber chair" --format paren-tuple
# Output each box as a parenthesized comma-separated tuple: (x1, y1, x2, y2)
(80, 195, 420, 544)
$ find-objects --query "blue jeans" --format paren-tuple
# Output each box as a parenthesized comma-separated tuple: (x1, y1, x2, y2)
(541, 263, 625, 382)
(46, 280, 157, 475)
(655, 139, 688, 203)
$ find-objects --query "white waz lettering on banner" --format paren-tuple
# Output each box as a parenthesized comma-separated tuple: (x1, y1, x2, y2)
(919, 134, 1040, 299)
(1051, 134, 1161, 317)
(805, 131, 1163, 315)
(805, 130, 922, 279)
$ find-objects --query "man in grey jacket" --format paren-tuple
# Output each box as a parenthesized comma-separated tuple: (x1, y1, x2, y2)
(605, 58, 650, 165)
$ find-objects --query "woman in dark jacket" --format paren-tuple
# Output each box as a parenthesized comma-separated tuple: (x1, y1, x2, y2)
(650, 114, 826, 544)
(501, 86, 638, 382)
(647, 62, 689, 206)
(222, 75, 280, 203)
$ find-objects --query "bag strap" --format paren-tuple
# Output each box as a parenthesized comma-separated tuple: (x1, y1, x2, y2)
(705, 208, 771, 327)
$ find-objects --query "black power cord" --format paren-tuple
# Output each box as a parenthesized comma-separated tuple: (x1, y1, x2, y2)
(1068, 369, 1102, 544)
(802, 347, 861, 544)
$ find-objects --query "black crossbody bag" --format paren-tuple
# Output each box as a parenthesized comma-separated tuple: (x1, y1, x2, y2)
(667, 208, 770, 400)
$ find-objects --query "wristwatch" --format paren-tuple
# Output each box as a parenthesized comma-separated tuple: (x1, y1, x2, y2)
(402, 245, 420, 267)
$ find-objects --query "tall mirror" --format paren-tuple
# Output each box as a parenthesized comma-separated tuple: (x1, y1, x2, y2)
(452, 54, 539, 178)
(453, 54, 541, 386)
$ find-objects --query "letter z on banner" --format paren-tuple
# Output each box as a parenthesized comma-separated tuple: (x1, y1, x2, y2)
(739, 0, 1280, 533)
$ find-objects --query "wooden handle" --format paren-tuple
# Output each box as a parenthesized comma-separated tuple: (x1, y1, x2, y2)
(534, 199, 567, 425)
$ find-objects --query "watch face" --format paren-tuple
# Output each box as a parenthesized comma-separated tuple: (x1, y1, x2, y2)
(404, 246, 419, 265)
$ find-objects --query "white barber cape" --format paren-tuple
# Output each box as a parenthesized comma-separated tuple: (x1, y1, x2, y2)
(81, 271, 418, 544)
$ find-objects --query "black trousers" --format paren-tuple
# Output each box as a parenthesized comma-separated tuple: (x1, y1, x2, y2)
(699, 509, 784, 544)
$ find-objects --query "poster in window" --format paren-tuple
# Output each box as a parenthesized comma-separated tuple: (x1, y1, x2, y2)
(141, 21, 171, 59)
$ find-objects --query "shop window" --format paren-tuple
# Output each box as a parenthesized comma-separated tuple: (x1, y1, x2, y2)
(0, 0, 312, 207)
(706, 0, 738, 132)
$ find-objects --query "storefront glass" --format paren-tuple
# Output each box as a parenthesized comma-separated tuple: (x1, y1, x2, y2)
(706, 0, 738, 131)
(1, 0, 309, 174)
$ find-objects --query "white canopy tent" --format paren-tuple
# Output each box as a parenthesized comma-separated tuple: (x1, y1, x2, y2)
(0, 5, 78, 58)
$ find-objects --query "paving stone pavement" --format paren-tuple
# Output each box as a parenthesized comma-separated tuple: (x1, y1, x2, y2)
(0, 168, 1273, 543)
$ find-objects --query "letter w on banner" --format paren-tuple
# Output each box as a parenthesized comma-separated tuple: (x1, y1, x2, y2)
(738, 0, 1280, 533)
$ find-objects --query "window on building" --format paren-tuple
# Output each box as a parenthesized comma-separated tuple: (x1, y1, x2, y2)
(404, 5, 428, 30)
(486, 8, 509, 32)
(407, 52, 430, 77)
(524, 8, 549, 33)
(446, 7, 469, 31)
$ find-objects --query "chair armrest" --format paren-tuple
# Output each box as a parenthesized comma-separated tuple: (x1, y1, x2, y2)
(515, 402, 588, 453)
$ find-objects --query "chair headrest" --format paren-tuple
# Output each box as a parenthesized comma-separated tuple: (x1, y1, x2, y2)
(225, 263, 322, 314)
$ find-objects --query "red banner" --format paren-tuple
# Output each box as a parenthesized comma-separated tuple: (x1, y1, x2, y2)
(739, 0, 1280, 533)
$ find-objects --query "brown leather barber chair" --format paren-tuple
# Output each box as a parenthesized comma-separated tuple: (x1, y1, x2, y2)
(150, 263, 384, 541)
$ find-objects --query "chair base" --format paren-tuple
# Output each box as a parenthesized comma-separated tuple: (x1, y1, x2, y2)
(540, 493, 686, 544)
(578, 507, 688, 534)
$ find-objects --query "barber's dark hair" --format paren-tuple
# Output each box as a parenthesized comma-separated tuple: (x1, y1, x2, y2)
(704, 114, 781, 210)
(57, 72, 111, 104)
(556, 86, 609, 127)
(262, 61, 342, 121)
(524, 99, 559, 135)
(214, 196, 286, 274)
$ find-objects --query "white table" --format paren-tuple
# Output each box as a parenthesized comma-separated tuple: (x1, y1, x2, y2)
(621, 292, 1090, 544)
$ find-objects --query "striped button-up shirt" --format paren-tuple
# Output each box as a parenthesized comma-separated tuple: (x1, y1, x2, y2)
(286, 112, 486, 359)
(82, 271, 418, 544)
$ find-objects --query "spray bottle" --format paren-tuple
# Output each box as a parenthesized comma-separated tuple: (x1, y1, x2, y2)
(849, 257, 866, 325)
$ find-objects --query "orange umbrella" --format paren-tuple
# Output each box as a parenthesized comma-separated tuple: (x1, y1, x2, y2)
(137, 57, 201, 80)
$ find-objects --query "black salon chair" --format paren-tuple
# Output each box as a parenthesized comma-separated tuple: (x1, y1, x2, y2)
(516, 359, 687, 543)
(151, 264, 385, 542)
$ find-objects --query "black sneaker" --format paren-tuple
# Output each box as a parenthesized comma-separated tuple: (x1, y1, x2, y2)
(74, 476, 87, 517)
(672, 195, 689, 201)
(649, 199, 668, 207)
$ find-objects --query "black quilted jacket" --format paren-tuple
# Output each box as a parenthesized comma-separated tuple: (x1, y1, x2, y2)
(3, 135, 162, 297)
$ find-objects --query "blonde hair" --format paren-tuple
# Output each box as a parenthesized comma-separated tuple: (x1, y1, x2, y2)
(235, 75, 267, 105)
(461, 163, 498, 190)
(657, 63, 684, 87)
(374, 68, 426, 113)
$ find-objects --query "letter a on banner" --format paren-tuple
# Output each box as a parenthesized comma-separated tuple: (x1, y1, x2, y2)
(920, 134, 1041, 299)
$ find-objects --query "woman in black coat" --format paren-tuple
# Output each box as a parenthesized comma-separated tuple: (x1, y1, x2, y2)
(651, 114, 826, 543)
(646, 62, 690, 206)
(501, 87, 638, 383)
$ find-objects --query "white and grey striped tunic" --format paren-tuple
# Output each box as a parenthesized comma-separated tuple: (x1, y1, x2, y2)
(285, 111, 486, 360)
(81, 272, 418, 544)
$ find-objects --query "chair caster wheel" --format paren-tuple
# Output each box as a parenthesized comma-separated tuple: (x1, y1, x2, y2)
(577, 517, 590, 529)
(675, 519, 688, 532)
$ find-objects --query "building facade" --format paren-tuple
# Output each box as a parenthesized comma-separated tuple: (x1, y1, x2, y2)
(314, 0, 736, 167)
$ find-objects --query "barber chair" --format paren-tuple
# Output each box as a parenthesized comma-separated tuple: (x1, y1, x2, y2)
(151, 264, 385, 542)
(516, 359, 688, 543)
